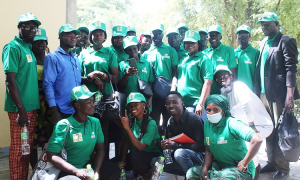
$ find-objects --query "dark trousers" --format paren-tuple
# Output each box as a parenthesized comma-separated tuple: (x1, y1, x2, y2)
(150, 97, 171, 135)
(57, 161, 120, 180)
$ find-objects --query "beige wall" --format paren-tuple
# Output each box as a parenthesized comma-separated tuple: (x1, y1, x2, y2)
(0, 0, 69, 149)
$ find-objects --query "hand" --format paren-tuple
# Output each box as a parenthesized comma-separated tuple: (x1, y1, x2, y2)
(146, 96, 152, 108)
(119, 110, 130, 131)
(126, 67, 138, 76)
(94, 172, 99, 180)
(160, 139, 172, 149)
(51, 107, 61, 125)
(17, 109, 29, 127)
(200, 169, 209, 180)
(237, 160, 248, 172)
(74, 169, 89, 179)
(195, 103, 204, 116)
(117, 161, 126, 169)
(87, 71, 100, 82)
(284, 93, 294, 114)
(95, 78, 104, 91)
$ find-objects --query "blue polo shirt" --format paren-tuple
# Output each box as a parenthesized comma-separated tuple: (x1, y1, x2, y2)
(43, 47, 81, 114)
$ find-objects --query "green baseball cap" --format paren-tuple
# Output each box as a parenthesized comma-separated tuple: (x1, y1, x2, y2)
(208, 25, 222, 34)
(177, 23, 189, 31)
(126, 92, 146, 106)
(198, 28, 208, 34)
(90, 21, 106, 33)
(71, 85, 96, 101)
(112, 25, 127, 37)
(58, 23, 81, 36)
(78, 26, 89, 34)
(18, 12, 41, 26)
(123, 36, 139, 49)
(183, 30, 200, 43)
(151, 23, 164, 32)
(127, 26, 136, 33)
(34, 27, 47, 41)
(236, 25, 251, 34)
(166, 28, 179, 37)
(213, 65, 232, 79)
(256, 12, 278, 24)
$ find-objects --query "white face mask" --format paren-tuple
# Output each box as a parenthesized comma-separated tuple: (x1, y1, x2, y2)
(207, 112, 223, 124)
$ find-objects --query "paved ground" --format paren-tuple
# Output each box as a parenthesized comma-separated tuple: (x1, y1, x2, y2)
(0, 141, 299, 180)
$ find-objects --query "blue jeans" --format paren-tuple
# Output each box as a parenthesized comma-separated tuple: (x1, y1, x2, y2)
(174, 148, 204, 173)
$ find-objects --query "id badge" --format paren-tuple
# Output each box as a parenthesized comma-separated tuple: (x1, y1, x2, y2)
(26, 54, 33, 63)
(73, 133, 83, 142)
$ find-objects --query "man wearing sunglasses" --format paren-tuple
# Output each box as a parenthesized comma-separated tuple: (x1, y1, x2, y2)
(235, 25, 259, 92)
(2, 13, 41, 180)
(72, 26, 89, 56)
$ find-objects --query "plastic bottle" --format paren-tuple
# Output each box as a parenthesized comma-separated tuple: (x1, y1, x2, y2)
(119, 163, 126, 180)
(21, 125, 30, 155)
(151, 157, 165, 180)
(86, 164, 95, 180)
(161, 136, 173, 164)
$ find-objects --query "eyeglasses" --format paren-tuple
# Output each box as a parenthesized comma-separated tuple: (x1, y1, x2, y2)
(260, 22, 272, 28)
(215, 74, 230, 82)
(21, 24, 38, 31)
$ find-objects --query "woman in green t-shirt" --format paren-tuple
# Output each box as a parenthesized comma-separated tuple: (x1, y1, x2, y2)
(186, 95, 263, 180)
(177, 30, 213, 121)
(118, 92, 161, 179)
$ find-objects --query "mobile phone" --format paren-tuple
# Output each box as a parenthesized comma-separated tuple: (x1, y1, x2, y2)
(128, 58, 138, 69)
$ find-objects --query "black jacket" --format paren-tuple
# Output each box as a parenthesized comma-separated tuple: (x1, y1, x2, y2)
(254, 32, 299, 102)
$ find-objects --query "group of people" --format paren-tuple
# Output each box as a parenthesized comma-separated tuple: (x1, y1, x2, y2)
(2, 11, 298, 180)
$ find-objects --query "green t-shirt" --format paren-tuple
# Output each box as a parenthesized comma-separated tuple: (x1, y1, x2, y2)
(206, 43, 237, 94)
(177, 51, 213, 106)
(2, 36, 40, 112)
(129, 117, 161, 156)
(108, 45, 129, 63)
(142, 43, 179, 81)
(260, 33, 278, 93)
(235, 45, 259, 91)
(204, 116, 256, 177)
(79, 46, 118, 94)
(48, 115, 104, 169)
(177, 44, 188, 64)
(119, 57, 155, 97)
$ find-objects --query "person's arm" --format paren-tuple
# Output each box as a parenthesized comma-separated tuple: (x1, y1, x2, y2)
(118, 67, 138, 89)
(170, 48, 179, 91)
(196, 80, 212, 116)
(93, 143, 105, 179)
(171, 66, 178, 91)
(118, 135, 129, 169)
(199, 147, 213, 180)
(228, 47, 237, 81)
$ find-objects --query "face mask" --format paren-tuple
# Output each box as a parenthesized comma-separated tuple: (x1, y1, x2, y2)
(207, 112, 223, 124)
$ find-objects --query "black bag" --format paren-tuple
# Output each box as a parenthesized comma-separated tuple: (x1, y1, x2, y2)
(95, 75, 126, 121)
(273, 111, 300, 162)
(149, 58, 172, 100)
(137, 76, 153, 97)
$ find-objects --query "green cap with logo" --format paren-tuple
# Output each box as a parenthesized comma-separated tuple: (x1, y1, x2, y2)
(126, 92, 146, 106)
(236, 25, 251, 34)
(90, 21, 106, 33)
(18, 12, 41, 26)
(177, 23, 189, 31)
(78, 27, 89, 34)
(34, 27, 47, 41)
(256, 12, 278, 24)
(123, 36, 139, 49)
(183, 30, 200, 43)
(58, 23, 81, 36)
(198, 28, 208, 34)
(112, 25, 127, 37)
(213, 65, 232, 79)
(166, 28, 179, 37)
(127, 26, 136, 33)
(71, 85, 96, 101)
(208, 25, 222, 34)
(151, 23, 164, 32)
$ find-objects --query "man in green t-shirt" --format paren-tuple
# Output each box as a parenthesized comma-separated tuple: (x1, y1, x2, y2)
(166, 28, 188, 63)
(198, 29, 208, 52)
(2, 13, 41, 180)
(177, 23, 189, 44)
(255, 12, 299, 179)
(235, 25, 259, 91)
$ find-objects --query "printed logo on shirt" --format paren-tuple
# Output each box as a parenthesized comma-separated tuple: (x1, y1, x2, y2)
(91, 132, 95, 138)
(206, 137, 210, 145)
(142, 67, 148, 74)
(216, 57, 224, 62)
(217, 137, 227, 144)
(245, 59, 252, 64)
(26, 54, 33, 63)
(73, 133, 83, 142)
(163, 54, 170, 58)
(236, 58, 239, 65)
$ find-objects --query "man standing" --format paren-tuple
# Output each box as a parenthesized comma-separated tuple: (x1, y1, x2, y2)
(72, 26, 89, 56)
(177, 23, 189, 43)
(2, 12, 41, 180)
(142, 23, 178, 132)
(166, 28, 188, 63)
(160, 92, 204, 179)
(198, 29, 208, 53)
(235, 25, 259, 91)
(255, 12, 299, 180)
(205, 24, 237, 94)
(43, 24, 82, 124)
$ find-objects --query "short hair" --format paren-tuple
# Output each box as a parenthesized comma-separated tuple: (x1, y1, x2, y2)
(166, 91, 183, 100)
